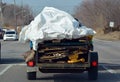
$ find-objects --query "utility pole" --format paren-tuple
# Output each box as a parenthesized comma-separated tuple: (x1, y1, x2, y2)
(14, 0, 17, 32)
(0, 0, 4, 27)
(21, 0, 24, 26)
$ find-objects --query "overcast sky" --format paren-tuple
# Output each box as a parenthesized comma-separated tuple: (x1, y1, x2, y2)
(2, 0, 82, 16)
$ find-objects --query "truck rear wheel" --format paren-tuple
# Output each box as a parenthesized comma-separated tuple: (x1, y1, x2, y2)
(88, 52, 98, 80)
(27, 72, 36, 80)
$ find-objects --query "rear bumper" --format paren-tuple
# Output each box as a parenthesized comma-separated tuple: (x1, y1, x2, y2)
(37, 63, 90, 73)
(39, 68, 87, 73)
(4, 37, 17, 40)
(37, 63, 90, 69)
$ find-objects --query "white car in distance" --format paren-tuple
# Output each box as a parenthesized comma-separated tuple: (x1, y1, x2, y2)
(3, 30, 18, 41)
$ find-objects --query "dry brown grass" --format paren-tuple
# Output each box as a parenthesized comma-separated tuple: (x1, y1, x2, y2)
(94, 28, 120, 41)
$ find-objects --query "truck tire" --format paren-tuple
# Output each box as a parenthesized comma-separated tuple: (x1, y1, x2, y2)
(88, 52, 98, 80)
(27, 72, 36, 80)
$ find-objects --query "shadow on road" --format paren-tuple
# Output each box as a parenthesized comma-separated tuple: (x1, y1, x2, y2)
(36, 72, 120, 82)
(35, 63, 120, 82)
(37, 73, 88, 81)
(0, 61, 120, 82)
(0, 58, 24, 64)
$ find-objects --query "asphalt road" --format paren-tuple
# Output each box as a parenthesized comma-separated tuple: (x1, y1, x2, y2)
(0, 39, 120, 82)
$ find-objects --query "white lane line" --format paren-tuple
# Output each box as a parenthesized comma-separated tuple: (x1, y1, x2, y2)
(1, 63, 26, 66)
(0, 63, 25, 76)
(102, 65, 117, 74)
(0, 64, 13, 76)
(94, 38, 113, 42)
(12, 63, 26, 66)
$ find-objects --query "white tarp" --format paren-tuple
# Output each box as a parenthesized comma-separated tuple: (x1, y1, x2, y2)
(19, 7, 96, 50)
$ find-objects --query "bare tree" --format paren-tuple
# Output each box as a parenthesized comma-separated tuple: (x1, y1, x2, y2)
(1, 2, 33, 27)
(74, 0, 120, 29)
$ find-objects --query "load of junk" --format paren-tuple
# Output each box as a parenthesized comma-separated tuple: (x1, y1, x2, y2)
(19, 7, 96, 63)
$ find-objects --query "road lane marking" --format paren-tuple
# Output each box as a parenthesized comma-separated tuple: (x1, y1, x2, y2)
(0, 64, 25, 76)
(0, 64, 119, 76)
(102, 65, 117, 74)
(99, 63, 120, 67)
(94, 39, 113, 42)
(0, 63, 26, 66)
(0, 64, 13, 76)
(12, 63, 26, 66)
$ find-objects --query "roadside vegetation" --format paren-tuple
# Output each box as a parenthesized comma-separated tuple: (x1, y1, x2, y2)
(74, 0, 120, 40)
(0, 2, 33, 29)
(0, 0, 120, 40)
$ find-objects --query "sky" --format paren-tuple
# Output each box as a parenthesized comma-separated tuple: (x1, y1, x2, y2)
(2, 0, 82, 16)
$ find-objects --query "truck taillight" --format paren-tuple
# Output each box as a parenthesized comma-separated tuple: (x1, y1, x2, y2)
(27, 61, 35, 67)
(92, 61, 97, 67)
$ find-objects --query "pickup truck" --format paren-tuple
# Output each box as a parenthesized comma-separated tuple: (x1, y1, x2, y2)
(26, 36, 98, 80)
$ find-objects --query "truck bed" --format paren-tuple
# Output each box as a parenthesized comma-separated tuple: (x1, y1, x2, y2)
(26, 36, 98, 80)
(36, 37, 91, 65)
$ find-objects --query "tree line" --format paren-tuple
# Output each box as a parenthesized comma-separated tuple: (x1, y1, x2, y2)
(74, 0, 120, 32)
(0, 2, 33, 28)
